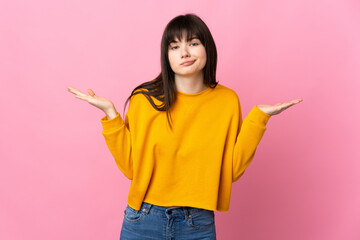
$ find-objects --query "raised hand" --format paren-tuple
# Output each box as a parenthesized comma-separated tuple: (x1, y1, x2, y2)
(257, 98, 303, 116)
(67, 86, 115, 113)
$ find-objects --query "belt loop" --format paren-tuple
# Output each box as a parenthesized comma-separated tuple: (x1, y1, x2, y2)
(184, 207, 189, 220)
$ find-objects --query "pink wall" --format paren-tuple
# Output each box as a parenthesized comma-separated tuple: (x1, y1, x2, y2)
(1, 0, 359, 239)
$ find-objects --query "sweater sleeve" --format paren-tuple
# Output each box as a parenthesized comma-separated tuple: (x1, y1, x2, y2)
(100, 106, 133, 180)
(232, 101, 271, 182)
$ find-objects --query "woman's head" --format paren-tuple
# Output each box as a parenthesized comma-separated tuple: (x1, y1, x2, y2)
(167, 29, 207, 79)
(161, 13, 218, 87)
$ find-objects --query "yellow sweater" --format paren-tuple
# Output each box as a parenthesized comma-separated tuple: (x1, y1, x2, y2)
(100, 83, 271, 212)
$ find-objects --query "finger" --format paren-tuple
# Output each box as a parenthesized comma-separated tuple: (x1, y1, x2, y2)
(285, 99, 301, 106)
(75, 95, 84, 100)
(67, 87, 88, 97)
(291, 99, 303, 103)
(282, 100, 301, 110)
(75, 95, 89, 101)
(278, 102, 295, 110)
(275, 99, 302, 107)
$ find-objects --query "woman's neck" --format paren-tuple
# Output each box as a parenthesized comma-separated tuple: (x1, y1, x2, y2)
(174, 72, 207, 94)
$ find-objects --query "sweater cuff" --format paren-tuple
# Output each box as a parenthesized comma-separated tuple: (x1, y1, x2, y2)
(100, 112, 124, 131)
(246, 105, 271, 126)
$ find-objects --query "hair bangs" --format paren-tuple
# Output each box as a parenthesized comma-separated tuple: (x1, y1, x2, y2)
(165, 20, 203, 46)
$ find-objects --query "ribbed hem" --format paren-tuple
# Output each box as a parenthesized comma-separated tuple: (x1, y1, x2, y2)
(246, 105, 271, 126)
(100, 112, 124, 131)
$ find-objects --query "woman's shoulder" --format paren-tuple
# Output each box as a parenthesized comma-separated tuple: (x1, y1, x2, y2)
(130, 88, 151, 102)
(128, 88, 161, 115)
(214, 83, 240, 100)
(132, 87, 149, 96)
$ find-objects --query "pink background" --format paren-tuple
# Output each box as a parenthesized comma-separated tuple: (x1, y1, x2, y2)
(1, 0, 359, 239)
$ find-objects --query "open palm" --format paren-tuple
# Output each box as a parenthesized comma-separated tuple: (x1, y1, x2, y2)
(257, 98, 303, 116)
(67, 86, 115, 112)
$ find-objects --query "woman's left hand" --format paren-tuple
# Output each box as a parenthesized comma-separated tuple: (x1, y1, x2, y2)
(257, 98, 303, 116)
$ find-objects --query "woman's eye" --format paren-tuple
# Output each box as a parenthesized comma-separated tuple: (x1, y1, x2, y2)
(169, 43, 198, 50)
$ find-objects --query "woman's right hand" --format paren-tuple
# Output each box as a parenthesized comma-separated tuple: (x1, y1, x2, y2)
(67, 86, 115, 113)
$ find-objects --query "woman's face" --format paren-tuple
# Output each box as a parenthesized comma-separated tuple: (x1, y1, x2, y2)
(168, 32, 207, 78)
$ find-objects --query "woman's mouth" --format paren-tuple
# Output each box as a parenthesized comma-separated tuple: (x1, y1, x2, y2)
(181, 60, 195, 66)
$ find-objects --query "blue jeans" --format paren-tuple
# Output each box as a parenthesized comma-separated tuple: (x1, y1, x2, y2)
(120, 202, 217, 240)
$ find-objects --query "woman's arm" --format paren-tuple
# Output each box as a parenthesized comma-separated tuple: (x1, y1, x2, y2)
(232, 105, 271, 182)
(232, 98, 303, 182)
(101, 107, 133, 180)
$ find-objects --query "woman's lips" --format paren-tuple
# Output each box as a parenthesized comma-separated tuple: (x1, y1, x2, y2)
(181, 60, 195, 66)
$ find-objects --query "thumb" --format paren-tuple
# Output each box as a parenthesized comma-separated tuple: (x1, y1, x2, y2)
(88, 89, 95, 97)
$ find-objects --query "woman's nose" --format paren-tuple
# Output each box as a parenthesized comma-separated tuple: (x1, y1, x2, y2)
(181, 46, 190, 58)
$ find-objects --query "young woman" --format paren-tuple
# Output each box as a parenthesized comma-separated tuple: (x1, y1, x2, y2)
(67, 13, 302, 240)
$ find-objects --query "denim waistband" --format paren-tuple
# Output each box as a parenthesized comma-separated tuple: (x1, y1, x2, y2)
(133, 202, 213, 220)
